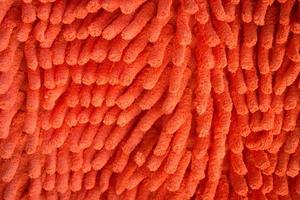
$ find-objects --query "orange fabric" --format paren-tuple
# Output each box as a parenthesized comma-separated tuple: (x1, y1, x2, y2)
(0, 0, 299, 199)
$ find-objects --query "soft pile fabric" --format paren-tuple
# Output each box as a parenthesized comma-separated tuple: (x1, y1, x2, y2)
(0, 0, 299, 199)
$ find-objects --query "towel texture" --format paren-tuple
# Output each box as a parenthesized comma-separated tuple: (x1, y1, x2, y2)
(0, 0, 299, 199)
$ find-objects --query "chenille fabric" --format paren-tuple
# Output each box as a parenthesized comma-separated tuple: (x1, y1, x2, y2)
(0, 0, 299, 199)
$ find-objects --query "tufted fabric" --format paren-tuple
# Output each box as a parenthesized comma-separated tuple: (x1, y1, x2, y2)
(0, 0, 299, 199)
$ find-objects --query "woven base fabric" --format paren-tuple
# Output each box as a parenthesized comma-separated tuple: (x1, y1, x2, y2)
(0, 0, 299, 199)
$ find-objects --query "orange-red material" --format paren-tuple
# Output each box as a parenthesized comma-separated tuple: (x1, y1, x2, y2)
(0, 0, 299, 199)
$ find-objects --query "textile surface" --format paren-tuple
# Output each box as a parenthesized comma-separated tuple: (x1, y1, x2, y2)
(0, 0, 299, 199)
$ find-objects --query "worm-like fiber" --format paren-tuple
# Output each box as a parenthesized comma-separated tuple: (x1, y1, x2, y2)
(0, 0, 299, 199)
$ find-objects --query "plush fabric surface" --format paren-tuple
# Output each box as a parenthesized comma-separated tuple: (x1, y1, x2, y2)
(0, 0, 299, 199)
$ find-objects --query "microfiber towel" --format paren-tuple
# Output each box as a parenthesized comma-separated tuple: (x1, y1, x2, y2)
(0, 0, 299, 199)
